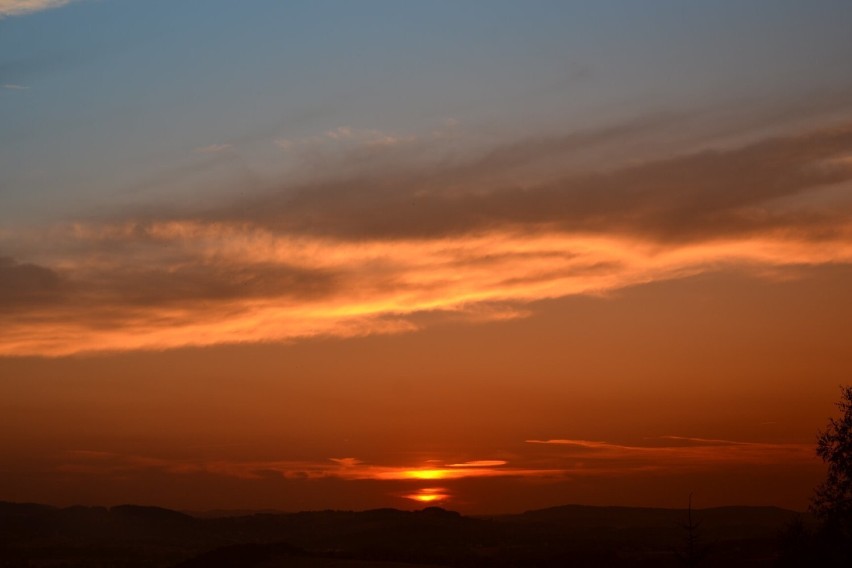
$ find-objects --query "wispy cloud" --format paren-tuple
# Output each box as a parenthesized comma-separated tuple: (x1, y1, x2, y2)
(0, 0, 74, 17)
(447, 460, 508, 468)
(526, 437, 813, 469)
(2, 83, 30, 90)
(57, 451, 555, 482)
(56, 436, 815, 488)
(2, 120, 852, 356)
(323, 126, 414, 147)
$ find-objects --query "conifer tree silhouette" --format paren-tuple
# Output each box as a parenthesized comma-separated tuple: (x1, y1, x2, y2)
(676, 494, 708, 567)
(810, 385, 852, 563)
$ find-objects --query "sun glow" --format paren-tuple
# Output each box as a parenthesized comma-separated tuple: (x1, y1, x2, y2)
(404, 487, 450, 503)
(404, 468, 450, 480)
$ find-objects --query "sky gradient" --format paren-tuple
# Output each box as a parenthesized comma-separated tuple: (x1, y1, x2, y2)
(2, 0, 852, 514)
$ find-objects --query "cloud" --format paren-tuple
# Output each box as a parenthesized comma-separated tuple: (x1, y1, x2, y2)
(2, 120, 852, 356)
(0, 0, 74, 17)
(0, 257, 68, 308)
(2, 222, 852, 356)
(232, 123, 852, 241)
(325, 126, 353, 140)
(57, 451, 555, 482)
(525, 437, 813, 469)
(2, 84, 29, 90)
(324, 126, 414, 147)
(329, 457, 362, 468)
(55, 436, 815, 488)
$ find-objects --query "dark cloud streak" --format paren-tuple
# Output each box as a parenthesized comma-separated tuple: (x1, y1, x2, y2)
(0, 257, 68, 309)
(213, 123, 852, 242)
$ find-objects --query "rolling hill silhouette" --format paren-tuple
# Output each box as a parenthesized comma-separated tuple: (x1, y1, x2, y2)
(0, 501, 805, 567)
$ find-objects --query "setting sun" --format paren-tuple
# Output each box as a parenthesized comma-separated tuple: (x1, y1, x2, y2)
(404, 488, 450, 503)
(404, 469, 450, 481)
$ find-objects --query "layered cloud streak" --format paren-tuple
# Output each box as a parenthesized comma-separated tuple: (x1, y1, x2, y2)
(55, 435, 813, 485)
(3, 121, 852, 356)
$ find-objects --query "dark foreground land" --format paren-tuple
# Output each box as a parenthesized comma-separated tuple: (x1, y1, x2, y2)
(0, 501, 806, 567)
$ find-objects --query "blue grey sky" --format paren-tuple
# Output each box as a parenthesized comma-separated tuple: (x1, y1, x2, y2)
(3, 0, 851, 223)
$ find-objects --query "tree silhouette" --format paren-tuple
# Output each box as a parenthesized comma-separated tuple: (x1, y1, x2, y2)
(812, 386, 852, 525)
(676, 494, 708, 567)
(809, 385, 852, 563)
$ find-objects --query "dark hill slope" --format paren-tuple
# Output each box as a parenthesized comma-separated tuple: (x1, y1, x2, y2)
(0, 501, 805, 568)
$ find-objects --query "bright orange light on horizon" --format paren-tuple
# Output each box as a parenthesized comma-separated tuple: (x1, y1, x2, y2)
(404, 487, 450, 503)
(404, 468, 450, 480)
(367, 460, 527, 482)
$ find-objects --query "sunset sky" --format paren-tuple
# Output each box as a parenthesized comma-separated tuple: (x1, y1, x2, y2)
(2, 0, 852, 514)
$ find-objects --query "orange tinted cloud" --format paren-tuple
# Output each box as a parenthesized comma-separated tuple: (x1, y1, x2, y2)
(526, 437, 814, 470)
(447, 460, 508, 467)
(2, 122, 852, 356)
(0, 0, 73, 18)
(57, 451, 555, 482)
(56, 435, 814, 486)
(3, 227, 852, 356)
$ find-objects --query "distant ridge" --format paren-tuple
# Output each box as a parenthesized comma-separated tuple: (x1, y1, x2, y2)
(496, 503, 804, 540)
(513, 503, 800, 523)
(185, 507, 290, 518)
(0, 501, 807, 567)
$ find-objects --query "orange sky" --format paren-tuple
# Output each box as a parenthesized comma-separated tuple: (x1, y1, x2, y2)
(3, 1, 852, 515)
(2, 263, 850, 512)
